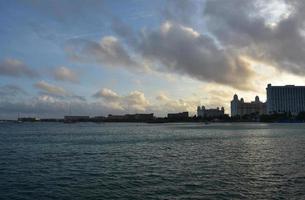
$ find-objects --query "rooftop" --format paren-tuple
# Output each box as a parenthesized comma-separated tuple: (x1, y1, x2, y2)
(267, 84, 305, 88)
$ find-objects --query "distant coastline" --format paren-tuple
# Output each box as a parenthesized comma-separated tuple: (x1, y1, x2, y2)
(2, 112, 305, 124)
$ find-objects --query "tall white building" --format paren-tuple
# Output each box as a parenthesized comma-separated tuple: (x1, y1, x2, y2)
(266, 84, 305, 115)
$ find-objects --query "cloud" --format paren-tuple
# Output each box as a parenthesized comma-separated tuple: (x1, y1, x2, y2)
(53, 66, 79, 83)
(124, 91, 150, 111)
(111, 18, 138, 46)
(34, 81, 68, 96)
(65, 36, 144, 71)
(63, 11, 259, 90)
(160, 0, 201, 26)
(197, 83, 238, 114)
(0, 86, 200, 119)
(156, 92, 170, 101)
(203, 0, 305, 76)
(153, 92, 199, 116)
(0, 84, 27, 101)
(34, 80, 86, 101)
(93, 88, 120, 101)
(93, 88, 150, 112)
(0, 94, 131, 119)
(0, 58, 38, 78)
(64, 19, 258, 90)
(0, 87, 151, 119)
(105, 0, 305, 91)
(0, 95, 89, 119)
(136, 21, 255, 90)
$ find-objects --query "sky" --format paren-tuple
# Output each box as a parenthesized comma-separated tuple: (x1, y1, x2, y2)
(1, 0, 305, 119)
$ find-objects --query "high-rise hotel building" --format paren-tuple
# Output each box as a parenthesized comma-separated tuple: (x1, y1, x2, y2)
(266, 84, 305, 115)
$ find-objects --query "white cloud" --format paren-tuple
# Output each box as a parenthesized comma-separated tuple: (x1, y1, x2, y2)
(93, 88, 120, 101)
(0, 58, 38, 78)
(153, 92, 199, 116)
(34, 81, 68, 96)
(93, 88, 150, 112)
(65, 36, 145, 71)
(53, 66, 79, 83)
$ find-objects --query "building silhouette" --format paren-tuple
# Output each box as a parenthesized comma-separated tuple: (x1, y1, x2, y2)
(18, 117, 39, 122)
(197, 106, 225, 118)
(107, 113, 154, 122)
(64, 116, 90, 123)
(167, 112, 189, 120)
(267, 84, 305, 115)
(231, 95, 266, 117)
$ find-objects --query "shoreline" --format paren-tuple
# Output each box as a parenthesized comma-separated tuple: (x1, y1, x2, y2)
(1, 120, 304, 124)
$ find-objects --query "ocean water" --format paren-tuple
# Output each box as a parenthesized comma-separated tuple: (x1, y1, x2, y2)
(0, 122, 305, 200)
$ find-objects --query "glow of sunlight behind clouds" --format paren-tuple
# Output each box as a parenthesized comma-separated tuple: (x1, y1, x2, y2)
(255, 0, 293, 28)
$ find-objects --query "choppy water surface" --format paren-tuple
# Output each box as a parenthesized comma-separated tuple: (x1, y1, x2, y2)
(1, 122, 305, 199)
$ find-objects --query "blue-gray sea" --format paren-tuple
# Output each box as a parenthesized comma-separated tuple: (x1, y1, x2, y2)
(1, 122, 305, 200)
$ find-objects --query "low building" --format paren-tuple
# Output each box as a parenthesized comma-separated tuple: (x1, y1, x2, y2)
(125, 113, 154, 121)
(64, 116, 90, 123)
(107, 113, 154, 122)
(197, 106, 225, 118)
(18, 117, 39, 122)
(167, 112, 189, 120)
(135, 113, 154, 121)
(40, 118, 63, 122)
(107, 114, 126, 120)
(91, 116, 106, 122)
(231, 95, 266, 117)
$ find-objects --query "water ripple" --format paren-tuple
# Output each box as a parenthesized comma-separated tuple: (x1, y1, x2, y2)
(0, 123, 305, 199)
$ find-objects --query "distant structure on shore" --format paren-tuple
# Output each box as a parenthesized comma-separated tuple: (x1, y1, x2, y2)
(64, 116, 90, 123)
(107, 113, 154, 122)
(167, 112, 189, 120)
(14, 83, 305, 123)
(197, 106, 225, 118)
(64, 113, 155, 123)
(231, 95, 267, 117)
(18, 117, 39, 122)
(267, 84, 305, 115)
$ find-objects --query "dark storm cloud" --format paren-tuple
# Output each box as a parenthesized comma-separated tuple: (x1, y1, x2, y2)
(0, 58, 38, 78)
(203, 0, 305, 75)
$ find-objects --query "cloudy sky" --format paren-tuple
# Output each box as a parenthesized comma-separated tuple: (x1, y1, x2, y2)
(1, 0, 305, 119)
